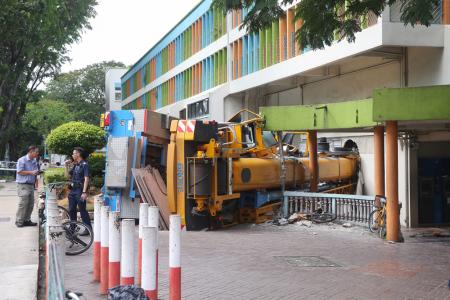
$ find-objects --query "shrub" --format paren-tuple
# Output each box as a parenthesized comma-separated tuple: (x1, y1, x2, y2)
(87, 153, 105, 178)
(90, 176, 104, 189)
(44, 168, 66, 184)
(46, 121, 106, 155)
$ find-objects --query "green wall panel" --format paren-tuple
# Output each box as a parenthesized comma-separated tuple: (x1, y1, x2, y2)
(261, 99, 376, 131)
(373, 85, 450, 122)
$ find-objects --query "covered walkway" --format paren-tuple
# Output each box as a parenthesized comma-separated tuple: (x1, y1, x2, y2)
(261, 85, 450, 241)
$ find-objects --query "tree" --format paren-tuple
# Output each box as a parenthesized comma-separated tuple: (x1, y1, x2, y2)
(46, 121, 106, 155)
(23, 99, 74, 137)
(212, 0, 440, 50)
(0, 0, 97, 159)
(45, 61, 126, 125)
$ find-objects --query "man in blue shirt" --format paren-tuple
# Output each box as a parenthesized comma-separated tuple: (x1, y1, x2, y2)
(16, 146, 40, 227)
(66, 147, 92, 229)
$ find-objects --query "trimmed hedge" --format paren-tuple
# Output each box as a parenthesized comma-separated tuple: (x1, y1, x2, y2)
(46, 121, 106, 155)
(44, 168, 66, 184)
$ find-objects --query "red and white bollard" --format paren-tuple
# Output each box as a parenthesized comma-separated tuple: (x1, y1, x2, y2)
(169, 215, 181, 300)
(100, 205, 109, 295)
(142, 226, 157, 300)
(121, 219, 135, 285)
(137, 203, 149, 286)
(148, 206, 159, 296)
(108, 211, 121, 289)
(93, 197, 102, 282)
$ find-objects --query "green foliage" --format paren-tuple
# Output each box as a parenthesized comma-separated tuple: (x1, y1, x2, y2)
(46, 61, 126, 125)
(212, 0, 440, 50)
(23, 99, 74, 137)
(44, 168, 66, 184)
(90, 176, 104, 189)
(87, 153, 105, 178)
(46, 121, 106, 155)
(0, 0, 97, 159)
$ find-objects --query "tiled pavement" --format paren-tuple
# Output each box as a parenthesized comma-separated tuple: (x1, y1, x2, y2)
(65, 223, 450, 300)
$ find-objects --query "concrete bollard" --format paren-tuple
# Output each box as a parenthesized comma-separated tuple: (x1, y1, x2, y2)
(137, 203, 149, 286)
(142, 226, 157, 300)
(93, 197, 102, 282)
(108, 211, 121, 289)
(169, 215, 181, 300)
(148, 206, 159, 297)
(100, 205, 109, 295)
(121, 219, 135, 285)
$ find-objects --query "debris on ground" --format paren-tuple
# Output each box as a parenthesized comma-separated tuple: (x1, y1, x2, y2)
(288, 212, 307, 223)
(296, 220, 312, 228)
(274, 218, 289, 226)
(342, 223, 353, 228)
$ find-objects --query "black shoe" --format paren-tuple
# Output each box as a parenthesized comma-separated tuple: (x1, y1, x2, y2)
(15, 222, 24, 228)
(23, 220, 37, 226)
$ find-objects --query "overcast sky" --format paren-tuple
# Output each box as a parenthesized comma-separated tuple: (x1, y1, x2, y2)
(61, 0, 201, 72)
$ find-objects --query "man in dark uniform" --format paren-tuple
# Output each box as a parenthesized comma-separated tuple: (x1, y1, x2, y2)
(65, 147, 92, 229)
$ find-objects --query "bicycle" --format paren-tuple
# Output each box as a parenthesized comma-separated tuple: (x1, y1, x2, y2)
(368, 196, 387, 238)
(39, 182, 93, 255)
(310, 201, 337, 223)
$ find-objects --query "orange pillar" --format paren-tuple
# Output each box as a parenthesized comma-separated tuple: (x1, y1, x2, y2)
(443, 0, 450, 24)
(294, 19, 303, 56)
(374, 126, 385, 196)
(386, 121, 400, 242)
(308, 131, 318, 192)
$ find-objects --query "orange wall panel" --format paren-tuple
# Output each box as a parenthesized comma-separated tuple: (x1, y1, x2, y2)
(295, 19, 303, 56)
(279, 16, 287, 62)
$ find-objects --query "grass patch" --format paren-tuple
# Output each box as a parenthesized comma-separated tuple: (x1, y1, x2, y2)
(58, 196, 95, 212)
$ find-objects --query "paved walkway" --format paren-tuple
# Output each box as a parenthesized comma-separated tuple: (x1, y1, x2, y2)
(65, 219, 450, 300)
(0, 182, 39, 300)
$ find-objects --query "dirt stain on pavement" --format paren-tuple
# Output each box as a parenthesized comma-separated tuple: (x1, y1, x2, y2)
(354, 260, 424, 278)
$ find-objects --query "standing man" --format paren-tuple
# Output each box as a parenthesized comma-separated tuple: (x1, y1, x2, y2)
(15, 146, 40, 227)
(66, 147, 92, 229)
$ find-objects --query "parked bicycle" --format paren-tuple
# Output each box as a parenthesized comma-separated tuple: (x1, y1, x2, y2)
(310, 204, 337, 223)
(368, 195, 387, 238)
(39, 182, 93, 255)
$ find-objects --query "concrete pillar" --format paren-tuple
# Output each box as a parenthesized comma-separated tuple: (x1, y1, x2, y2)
(169, 215, 181, 300)
(308, 131, 319, 192)
(121, 219, 135, 285)
(92, 198, 102, 282)
(138, 203, 149, 286)
(374, 126, 385, 196)
(108, 211, 121, 289)
(386, 121, 400, 242)
(100, 206, 109, 294)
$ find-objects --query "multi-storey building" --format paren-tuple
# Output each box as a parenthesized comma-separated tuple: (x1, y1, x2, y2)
(105, 68, 128, 111)
(121, 0, 450, 229)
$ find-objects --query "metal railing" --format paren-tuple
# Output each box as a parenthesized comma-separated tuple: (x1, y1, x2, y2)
(0, 161, 17, 171)
(283, 191, 377, 225)
(45, 183, 65, 299)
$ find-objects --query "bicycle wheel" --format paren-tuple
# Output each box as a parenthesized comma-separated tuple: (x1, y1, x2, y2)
(368, 209, 381, 233)
(58, 205, 70, 222)
(62, 221, 93, 256)
(311, 212, 337, 223)
(379, 214, 387, 239)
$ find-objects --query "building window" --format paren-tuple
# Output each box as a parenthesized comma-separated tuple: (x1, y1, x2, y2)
(179, 108, 186, 119)
(115, 92, 122, 101)
(188, 98, 209, 119)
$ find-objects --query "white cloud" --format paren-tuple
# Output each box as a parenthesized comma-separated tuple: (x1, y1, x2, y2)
(62, 0, 201, 72)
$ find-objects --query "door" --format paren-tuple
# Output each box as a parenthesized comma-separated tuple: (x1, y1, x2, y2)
(418, 158, 450, 225)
